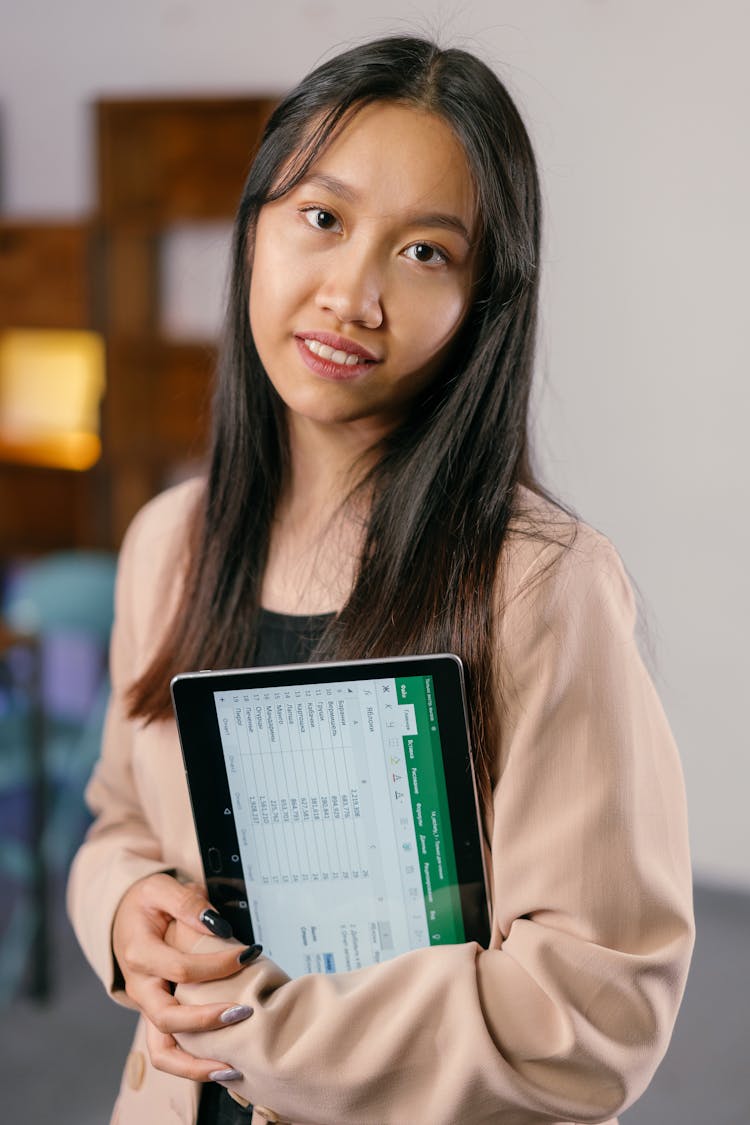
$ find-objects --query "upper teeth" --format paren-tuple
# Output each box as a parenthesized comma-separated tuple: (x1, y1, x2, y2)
(304, 339, 365, 366)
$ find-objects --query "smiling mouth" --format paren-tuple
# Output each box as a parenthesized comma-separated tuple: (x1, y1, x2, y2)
(302, 338, 370, 367)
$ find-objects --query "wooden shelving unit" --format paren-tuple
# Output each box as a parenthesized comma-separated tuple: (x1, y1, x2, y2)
(0, 95, 275, 552)
(95, 96, 275, 544)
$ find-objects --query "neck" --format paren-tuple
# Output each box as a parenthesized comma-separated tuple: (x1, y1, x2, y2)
(261, 414, 385, 615)
(280, 413, 385, 525)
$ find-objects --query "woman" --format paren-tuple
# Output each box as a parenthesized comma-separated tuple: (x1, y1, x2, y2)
(68, 36, 694, 1125)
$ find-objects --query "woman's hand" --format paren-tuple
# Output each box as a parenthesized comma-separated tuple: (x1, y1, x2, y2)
(112, 872, 260, 1081)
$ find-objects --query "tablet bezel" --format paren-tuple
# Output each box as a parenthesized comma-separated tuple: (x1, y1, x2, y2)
(171, 653, 490, 958)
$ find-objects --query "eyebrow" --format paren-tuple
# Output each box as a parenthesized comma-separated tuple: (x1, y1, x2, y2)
(300, 172, 473, 244)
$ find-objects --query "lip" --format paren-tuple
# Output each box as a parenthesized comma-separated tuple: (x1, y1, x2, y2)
(295, 337, 375, 381)
(295, 331, 380, 363)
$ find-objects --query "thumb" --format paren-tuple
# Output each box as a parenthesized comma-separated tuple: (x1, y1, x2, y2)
(179, 881, 235, 940)
(143, 873, 234, 940)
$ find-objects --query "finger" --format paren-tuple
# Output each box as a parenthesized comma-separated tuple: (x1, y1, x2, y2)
(123, 933, 248, 986)
(146, 1020, 241, 1083)
(140, 874, 234, 939)
(137, 979, 254, 1036)
(166, 917, 260, 963)
(181, 882, 236, 941)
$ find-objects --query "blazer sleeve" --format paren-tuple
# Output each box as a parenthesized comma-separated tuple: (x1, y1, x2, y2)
(66, 495, 184, 1003)
(175, 528, 695, 1125)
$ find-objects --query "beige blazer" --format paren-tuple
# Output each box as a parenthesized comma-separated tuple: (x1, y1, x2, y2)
(67, 478, 694, 1125)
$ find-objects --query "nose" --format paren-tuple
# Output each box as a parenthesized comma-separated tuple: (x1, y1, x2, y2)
(314, 242, 384, 329)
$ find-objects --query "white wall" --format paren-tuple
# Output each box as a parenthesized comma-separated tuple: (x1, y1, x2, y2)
(1, 0, 748, 889)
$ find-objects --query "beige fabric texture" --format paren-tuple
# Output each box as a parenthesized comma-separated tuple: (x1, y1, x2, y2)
(67, 478, 694, 1125)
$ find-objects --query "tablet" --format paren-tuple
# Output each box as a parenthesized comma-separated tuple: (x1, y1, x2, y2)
(171, 654, 490, 977)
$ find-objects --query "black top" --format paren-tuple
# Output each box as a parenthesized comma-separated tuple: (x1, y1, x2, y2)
(197, 607, 333, 1125)
(253, 606, 334, 666)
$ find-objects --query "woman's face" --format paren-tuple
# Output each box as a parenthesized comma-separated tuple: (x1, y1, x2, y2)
(248, 101, 477, 439)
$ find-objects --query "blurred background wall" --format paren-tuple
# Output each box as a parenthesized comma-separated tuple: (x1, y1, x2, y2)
(0, 0, 746, 909)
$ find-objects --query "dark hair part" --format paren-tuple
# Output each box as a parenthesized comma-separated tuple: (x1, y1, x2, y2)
(130, 35, 560, 802)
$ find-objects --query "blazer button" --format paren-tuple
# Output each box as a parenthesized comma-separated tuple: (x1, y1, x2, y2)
(125, 1050, 146, 1090)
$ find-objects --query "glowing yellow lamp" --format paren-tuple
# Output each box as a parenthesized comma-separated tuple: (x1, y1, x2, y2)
(0, 329, 106, 470)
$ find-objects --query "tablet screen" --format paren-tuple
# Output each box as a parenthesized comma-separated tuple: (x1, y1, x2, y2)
(212, 672, 465, 976)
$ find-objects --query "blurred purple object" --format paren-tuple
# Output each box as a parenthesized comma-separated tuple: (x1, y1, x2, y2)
(43, 632, 102, 721)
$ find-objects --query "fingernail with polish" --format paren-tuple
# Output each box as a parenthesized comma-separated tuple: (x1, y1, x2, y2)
(238, 943, 263, 965)
(220, 1004, 254, 1025)
(209, 1067, 243, 1082)
(200, 909, 233, 939)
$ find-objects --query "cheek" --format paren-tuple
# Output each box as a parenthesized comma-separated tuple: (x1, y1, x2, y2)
(249, 253, 287, 347)
(248, 273, 266, 339)
(398, 287, 471, 365)
(249, 228, 274, 305)
(249, 235, 316, 343)
(248, 214, 292, 336)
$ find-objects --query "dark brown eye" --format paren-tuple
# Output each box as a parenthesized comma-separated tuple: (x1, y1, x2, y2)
(404, 242, 447, 266)
(303, 208, 339, 230)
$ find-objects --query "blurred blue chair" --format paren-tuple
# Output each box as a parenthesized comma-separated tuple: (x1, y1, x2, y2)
(0, 551, 116, 1002)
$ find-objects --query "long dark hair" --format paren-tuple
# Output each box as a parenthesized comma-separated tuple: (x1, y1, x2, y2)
(130, 35, 563, 802)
